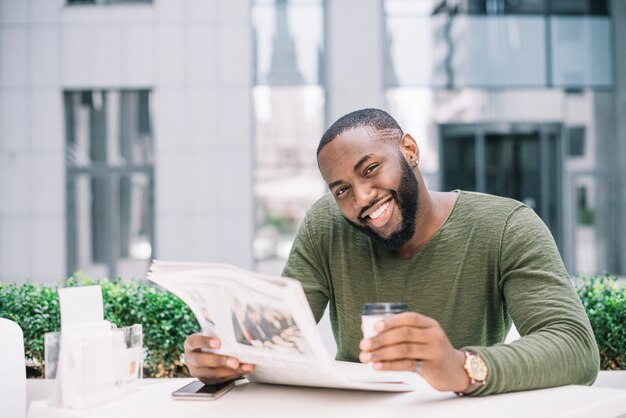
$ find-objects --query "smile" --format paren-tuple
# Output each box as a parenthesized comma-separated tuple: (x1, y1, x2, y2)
(369, 201, 390, 220)
(362, 198, 394, 228)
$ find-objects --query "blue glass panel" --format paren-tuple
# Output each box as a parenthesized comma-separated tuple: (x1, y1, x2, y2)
(387, 15, 547, 87)
(550, 17, 613, 87)
(451, 16, 546, 87)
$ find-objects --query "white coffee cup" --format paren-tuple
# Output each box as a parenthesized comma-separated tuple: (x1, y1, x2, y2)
(361, 302, 408, 339)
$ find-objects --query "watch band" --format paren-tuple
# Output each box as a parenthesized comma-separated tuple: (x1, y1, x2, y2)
(455, 381, 482, 396)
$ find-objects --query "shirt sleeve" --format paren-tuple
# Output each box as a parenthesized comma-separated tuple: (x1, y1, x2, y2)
(463, 206, 599, 396)
(282, 214, 330, 323)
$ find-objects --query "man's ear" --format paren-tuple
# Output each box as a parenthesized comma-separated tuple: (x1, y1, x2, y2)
(400, 133, 420, 165)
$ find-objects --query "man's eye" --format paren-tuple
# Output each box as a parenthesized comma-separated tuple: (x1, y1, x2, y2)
(335, 186, 349, 197)
(364, 163, 379, 175)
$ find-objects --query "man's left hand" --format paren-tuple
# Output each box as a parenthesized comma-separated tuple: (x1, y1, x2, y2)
(358, 311, 470, 392)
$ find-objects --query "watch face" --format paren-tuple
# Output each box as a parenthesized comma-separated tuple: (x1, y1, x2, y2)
(468, 355, 488, 381)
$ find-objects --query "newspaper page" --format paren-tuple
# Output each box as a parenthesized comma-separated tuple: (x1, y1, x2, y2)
(147, 260, 420, 392)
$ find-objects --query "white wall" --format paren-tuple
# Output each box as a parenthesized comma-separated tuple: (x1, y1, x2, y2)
(325, 0, 385, 122)
(0, 0, 66, 283)
(0, 0, 254, 283)
(152, 0, 254, 268)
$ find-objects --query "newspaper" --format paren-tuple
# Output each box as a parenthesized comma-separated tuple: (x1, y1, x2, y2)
(146, 260, 420, 392)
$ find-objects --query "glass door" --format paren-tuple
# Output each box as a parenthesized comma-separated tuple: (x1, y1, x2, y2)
(441, 123, 562, 250)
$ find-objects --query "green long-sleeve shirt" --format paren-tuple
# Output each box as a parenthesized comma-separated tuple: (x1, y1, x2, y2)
(282, 191, 599, 395)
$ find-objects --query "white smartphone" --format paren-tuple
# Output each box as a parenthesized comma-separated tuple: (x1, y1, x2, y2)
(172, 380, 236, 400)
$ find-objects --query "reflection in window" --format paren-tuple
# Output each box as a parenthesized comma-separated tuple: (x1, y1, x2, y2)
(65, 90, 154, 280)
(67, 0, 152, 5)
(385, 1, 612, 88)
(387, 0, 610, 16)
(252, 0, 325, 275)
(384, 1, 617, 275)
(253, 0, 324, 85)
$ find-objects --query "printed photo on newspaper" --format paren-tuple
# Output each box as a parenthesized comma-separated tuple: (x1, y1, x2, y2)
(147, 260, 422, 392)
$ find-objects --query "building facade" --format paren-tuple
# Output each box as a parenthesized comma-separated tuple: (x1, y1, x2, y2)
(0, 0, 254, 281)
(0, 0, 624, 283)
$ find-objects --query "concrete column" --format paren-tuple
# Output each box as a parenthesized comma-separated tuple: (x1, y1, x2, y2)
(611, 0, 626, 275)
(593, 91, 615, 273)
(325, 0, 386, 123)
(155, 0, 254, 269)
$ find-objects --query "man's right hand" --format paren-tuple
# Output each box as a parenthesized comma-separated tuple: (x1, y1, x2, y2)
(184, 334, 256, 384)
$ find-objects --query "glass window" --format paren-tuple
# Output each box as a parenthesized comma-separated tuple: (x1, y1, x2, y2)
(549, 0, 609, 16)
(567, 126, 586, 157)
(441, 133, 476, 192)
(385, 2, 612, 88)
(67, 0, 152, 5)
(438, 123, 561, 243)
(253, 0, 324, 85)
(550, 17, 613, 88)
(392, 0, 610, 16)
(484, 132, 542, 211)
(385, 12, 547, 87)
(65, 90, 154, 280)
(384, 0, 619, 275)
(571, 174, 608, 274)
(252, 0, 326, 275)
(503, 0, 547, 15)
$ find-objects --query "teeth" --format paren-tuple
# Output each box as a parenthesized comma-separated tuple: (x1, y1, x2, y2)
(369, 202, 389, 220)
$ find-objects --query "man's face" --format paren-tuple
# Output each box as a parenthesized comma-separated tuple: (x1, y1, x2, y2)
(318, 127, 419, 251)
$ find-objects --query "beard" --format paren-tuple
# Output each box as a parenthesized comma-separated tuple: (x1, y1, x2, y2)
(346, 156, 419, 252)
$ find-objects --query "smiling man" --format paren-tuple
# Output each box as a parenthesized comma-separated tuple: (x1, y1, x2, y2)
(281, 108, 598, 395)
(184, 109, 599, 396)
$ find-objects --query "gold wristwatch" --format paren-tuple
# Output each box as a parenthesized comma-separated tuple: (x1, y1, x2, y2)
(456, 351, 487, 396)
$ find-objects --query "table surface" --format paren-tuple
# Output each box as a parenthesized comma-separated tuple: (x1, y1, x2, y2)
(27, 375, 626, 418)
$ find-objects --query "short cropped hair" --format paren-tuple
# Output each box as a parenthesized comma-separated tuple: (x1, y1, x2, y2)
(317, 108, 403, 156)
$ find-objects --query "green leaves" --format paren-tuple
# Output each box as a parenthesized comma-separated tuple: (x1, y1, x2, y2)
(576, 273, 626, 370)
(0, 283, 60, 364)
(0, 278, 200, 378)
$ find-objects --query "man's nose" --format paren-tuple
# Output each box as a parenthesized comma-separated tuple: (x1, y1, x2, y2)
(353, 183, 375, 209)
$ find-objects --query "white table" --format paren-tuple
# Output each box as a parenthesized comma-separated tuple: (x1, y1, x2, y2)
(28, 376, 626, 418)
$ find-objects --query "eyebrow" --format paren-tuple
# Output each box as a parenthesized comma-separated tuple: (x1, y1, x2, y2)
(328, 154, 374, 190)
(353, 154, 374, 173)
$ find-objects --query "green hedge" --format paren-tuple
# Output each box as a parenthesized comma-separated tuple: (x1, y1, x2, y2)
(0, 274, 624, 378)
(576, 274, 626, 370)
(0, 277, 200, 378)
